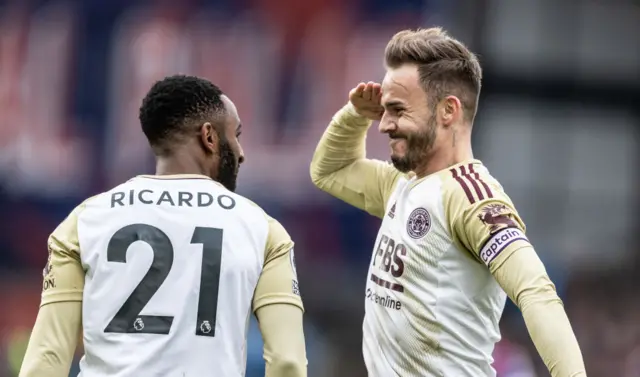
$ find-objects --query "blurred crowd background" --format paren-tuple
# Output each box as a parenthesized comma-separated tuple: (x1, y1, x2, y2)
(0, 0, 639, 376)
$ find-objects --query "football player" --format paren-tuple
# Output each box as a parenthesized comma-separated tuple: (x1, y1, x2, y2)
(310, 28, 585, 377)
(20, 75, 307, 377)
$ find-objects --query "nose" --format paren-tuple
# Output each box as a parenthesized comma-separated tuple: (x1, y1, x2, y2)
(378, 113, 396, 134)
(238, 145, 245, 164)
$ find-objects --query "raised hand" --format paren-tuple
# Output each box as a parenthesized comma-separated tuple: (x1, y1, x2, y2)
(349, 81, 384, 121)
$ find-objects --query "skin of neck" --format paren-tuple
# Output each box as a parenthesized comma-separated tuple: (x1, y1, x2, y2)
(412, 125, 474, 178)
(154, 140, 215, 178)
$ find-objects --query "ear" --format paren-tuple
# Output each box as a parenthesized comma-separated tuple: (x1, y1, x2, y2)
(440, 95, 462, 127)
(200, 122, 218, 154)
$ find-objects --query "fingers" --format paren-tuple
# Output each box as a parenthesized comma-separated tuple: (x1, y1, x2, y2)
(371, 83, 382, 103)
(349, 82, 366, 99)
(352, 82, 381, 100)
(362, 82, 373, 101)
(363, 81, 380, 101)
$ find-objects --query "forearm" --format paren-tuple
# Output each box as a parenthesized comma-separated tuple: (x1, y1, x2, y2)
(256, 304, 307, 377)
(19, 301, 82, 377)
(310, 103, 371, 185)
(309, 104, 401, 216)
(521, 292, 586, 376)
(493, 247, 586, 377)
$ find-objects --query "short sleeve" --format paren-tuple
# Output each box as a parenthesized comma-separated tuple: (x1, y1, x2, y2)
(252, 215, 304, 312)
(445, 166, 531, 272)
(41, 204, 86, 306)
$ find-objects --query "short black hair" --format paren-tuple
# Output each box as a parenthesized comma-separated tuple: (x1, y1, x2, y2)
(139, 75, 225, 155)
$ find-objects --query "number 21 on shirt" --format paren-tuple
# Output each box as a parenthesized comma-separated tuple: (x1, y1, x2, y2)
(104, 224, 223, 337)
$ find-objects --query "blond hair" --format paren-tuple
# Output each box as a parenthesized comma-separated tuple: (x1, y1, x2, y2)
(384, 27, 482, 121)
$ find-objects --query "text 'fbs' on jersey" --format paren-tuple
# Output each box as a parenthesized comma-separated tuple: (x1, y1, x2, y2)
(361, 160, 530, 377)
(311, 103, 585, 377)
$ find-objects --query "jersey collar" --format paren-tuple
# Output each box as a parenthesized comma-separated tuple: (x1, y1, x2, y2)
(136, 174, 225, 188)
(408, 159, 483, 189)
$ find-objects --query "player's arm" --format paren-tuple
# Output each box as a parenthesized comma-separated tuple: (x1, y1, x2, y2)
(449, 186, 586, 377)
(310, 83, 402, 218)
(492, 250, 586, 377)
(19, 205, 86, 377)
(252, 215, 307, 377)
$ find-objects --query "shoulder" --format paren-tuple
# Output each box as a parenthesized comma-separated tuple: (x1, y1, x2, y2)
(440, 162, 529, 264)
(62, 193, 104, 227)
(49, 194, 102, 255)
(442, 161, 507, 208)
(76, 179, 142, 213)
(222, 191, 270, 220)
(442, 161, 525, 233)
(242, 198, 292, 260)
(242, 197, 280, 228)
(442, 162, 518, 215)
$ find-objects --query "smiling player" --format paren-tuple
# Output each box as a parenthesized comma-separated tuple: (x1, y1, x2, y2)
(310, 28, 585, 376)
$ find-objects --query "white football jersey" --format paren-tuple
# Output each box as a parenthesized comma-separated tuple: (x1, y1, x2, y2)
(362, 161, 527, 377)
(39, 174, 302, 377)
(311, 105, 533, 377)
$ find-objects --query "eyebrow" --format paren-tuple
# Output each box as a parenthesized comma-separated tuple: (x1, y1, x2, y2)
(383, 100, 405, 109)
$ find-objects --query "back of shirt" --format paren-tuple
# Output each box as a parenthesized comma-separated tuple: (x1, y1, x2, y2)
(66, 175, 276, 377)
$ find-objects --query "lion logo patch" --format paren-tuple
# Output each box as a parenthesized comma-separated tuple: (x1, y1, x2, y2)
(478, 203, 517, 234)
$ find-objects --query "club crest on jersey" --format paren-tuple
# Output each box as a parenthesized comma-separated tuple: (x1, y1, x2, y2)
(478, 204, 517, 234)
(407, 207, 431, 239)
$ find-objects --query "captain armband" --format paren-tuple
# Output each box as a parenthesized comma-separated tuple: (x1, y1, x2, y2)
(479, 228, 529, 266)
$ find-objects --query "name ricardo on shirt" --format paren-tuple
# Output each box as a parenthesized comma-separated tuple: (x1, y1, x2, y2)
(111, 189, 236, 210)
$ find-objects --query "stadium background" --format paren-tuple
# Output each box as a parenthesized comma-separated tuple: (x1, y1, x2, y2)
(0, 0, 638, 375)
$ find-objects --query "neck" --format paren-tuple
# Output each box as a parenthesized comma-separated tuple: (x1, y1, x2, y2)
(413, 137, 474, 178)
(155, 148, 209, 177)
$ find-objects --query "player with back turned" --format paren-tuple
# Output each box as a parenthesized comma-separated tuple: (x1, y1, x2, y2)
(310, 28, 586, 376)
(19, 75, 307, 377)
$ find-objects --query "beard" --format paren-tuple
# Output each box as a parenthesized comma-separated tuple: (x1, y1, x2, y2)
(216, 135, 239, 192)
(390, 115, 437, 173)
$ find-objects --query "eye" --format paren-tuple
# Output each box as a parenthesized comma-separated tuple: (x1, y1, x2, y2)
(236, 131, 242, 139)
(389, 107, 404, 116)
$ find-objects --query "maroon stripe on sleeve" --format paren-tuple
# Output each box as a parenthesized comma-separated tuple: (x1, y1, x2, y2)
(468, 164, 494, 199)
(460, 165, 484, 201)
(450, 167, 475, 203)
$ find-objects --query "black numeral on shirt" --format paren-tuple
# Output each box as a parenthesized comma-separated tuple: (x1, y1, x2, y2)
(103, 224, 223, 337)
(191, 227, 222, 337)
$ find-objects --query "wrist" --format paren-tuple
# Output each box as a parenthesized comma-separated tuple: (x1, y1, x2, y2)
(338, 103, 372, 128)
